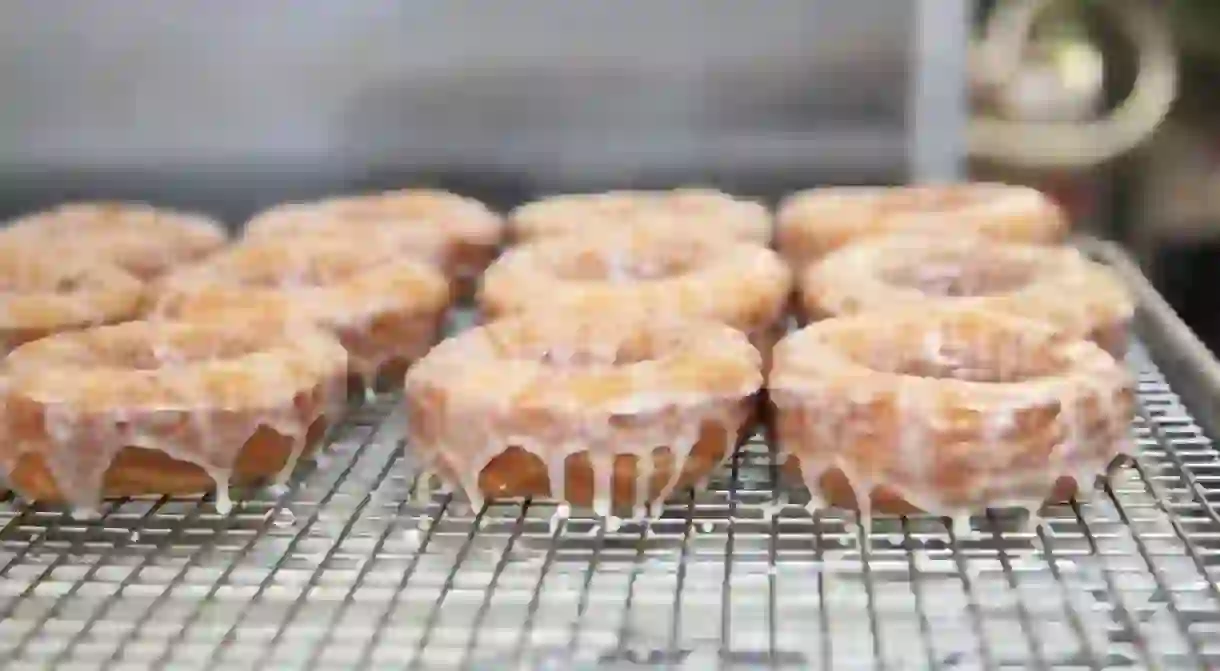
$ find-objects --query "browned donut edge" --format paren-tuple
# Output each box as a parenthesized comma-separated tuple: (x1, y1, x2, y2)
(446, 240, 501, 300)
(427, 400, 752, 512)
(0, 376, 342, 503)
(781, 456, 1126, 516)
(333, 307, 448, 393)
(769, 367, 1134, 517)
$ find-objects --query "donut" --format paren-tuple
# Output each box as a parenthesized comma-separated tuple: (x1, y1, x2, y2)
(801, 235, 1134, 358)
(0, 245, 144, 355)
(479, 233, 792, 366)
(776, 183, 1067, 270)
(404, 312, 762, 515)
(0, 320, 348, 511)
(243, 189, 503, 292)
(153, 237, 451, 391)
(768, 307, 1133, 526)
(1, 202, 228, 279)
(510, 188, 772, 246)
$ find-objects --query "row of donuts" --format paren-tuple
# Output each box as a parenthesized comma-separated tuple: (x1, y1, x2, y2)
(770, 187, 1133, 528)
(0, 185, 1134, 525)
(403, 184, 1136, 526)
(0, 186, 1131, 366)
(0, 192, 498, 512)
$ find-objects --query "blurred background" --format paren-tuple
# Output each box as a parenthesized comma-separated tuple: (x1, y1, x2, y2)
(0, 1, 1216, 345)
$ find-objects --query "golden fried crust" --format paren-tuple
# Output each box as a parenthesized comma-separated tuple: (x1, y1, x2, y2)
(776, 183, 1067, 270)
(768, 307, 1133, 517)
(510, 188, 772, 246)
(0, 245, 145, 354)
(0, 321, 349, 507)
(2, 202, 228, 279)
(405, 313, 763, 513)
(800, 234, 1133, 358)
(243, 189, 503, 289)
(154, 237, 451, 387)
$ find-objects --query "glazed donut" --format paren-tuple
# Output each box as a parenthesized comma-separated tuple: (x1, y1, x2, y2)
(0, 320, 348, 511)
(154, 238, 451, 391)
(405, 312, 762, 515)
(243, 189, 502, 290)
(801, 235, 1134, 358)
(776, 183, 1067, 270)
(1, 202, 228, 279)
(0, 244, 144, 355)
(768, 307, 1133, 524)
(479, 233, 791, 364)
(510, 188, 772, 246)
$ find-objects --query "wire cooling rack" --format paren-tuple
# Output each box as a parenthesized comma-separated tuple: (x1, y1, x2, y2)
(2, 246, 1220, 669)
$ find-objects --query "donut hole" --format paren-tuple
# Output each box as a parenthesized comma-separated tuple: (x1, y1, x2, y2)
(119, 338, 265, 370)
(0, 270, 89, 294)
(164, 242, 376, 293)
(537, 346, 652, 368)
(836, 320, 1065, 383)
(489, 321, 688, 369)
(515, 337, 662, 369)
(0, 250, 103, 294)
(53, 276, 85, 292)
(229, 253, 365, 289)
(879, 250, 1037, 297)
(548, 247, 702, 283)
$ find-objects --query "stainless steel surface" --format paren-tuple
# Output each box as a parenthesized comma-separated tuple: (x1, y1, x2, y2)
(0, 239, 1218, 669)
(0, 1, 964, 221)
(908, 0, 971, 182)
(1081, 237, 1220, 441)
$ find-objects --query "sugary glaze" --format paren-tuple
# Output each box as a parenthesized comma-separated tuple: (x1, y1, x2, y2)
(1, 202, 228, 279)
(801, 234, 1134, 358)
(0, 320, 349, 512)
(769, 307, 1134, 529)
(479, 232, 792, 354)
(509, 188, 772, 246)
(775, 183, 1067, 270)
(153, 237, 451, 391)
(404, 313, 762, 516)
(0, 245, 145, 355)
(242, 189, 503, 288)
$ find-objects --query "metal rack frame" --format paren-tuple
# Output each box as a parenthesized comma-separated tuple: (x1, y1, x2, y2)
(1, 238, 1219, 669)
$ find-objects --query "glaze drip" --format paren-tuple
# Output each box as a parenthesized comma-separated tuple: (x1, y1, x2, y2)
(769, 308, 1134, 535)
(404, 314, 762, 520)
(0, 320, 349, 510)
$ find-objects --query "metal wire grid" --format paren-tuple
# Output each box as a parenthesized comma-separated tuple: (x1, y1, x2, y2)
(0, 341, 1216, 670)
